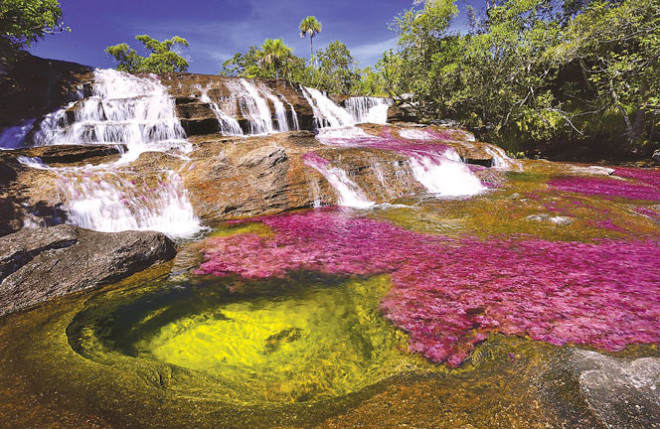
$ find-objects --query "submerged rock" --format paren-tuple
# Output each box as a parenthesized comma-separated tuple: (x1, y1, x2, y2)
(569, 349, 660, 429)
(0, 225, 177, 316)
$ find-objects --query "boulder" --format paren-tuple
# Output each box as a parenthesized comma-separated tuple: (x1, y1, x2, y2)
(567, 349, 660, 429)
(387, 104, 418, 123)
(0, 225, 177, 316)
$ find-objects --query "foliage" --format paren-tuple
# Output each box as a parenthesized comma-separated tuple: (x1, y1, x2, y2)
(381, 0, 660, 155)
(258, 38, 294, 80)
(299, 16, 322, 62)
(220, 38, 371, 95)
(0, 0, 67, 61)
(105, 35, 189, 74)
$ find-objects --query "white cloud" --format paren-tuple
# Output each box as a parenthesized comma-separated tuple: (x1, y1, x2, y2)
(350, 37, 397, 66)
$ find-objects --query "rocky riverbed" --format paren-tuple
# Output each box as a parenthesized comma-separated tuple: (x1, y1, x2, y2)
(0, 54, 658, 428)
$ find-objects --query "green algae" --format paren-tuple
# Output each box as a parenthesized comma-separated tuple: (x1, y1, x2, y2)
(68, 272, 420, 404)
(375, 170, 659, 242)
(0, 261, 657, 428)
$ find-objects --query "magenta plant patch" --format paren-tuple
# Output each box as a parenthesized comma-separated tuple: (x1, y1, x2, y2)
(197, 210, 660, 367)
(549, 170, 660, 201)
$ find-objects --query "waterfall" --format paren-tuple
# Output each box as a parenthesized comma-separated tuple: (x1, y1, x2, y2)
(301, 87, 355, 128)
(408, 148, 487, 197)
(223, 79, 275, 135)
(16, 69, 202, 239)
(288, 102, 300, 130)
(32, 69, 190, 158)
(344, 97, 392, 124)
(484, 145, 523, 171)
(58, 169, 200, 238)
(303, 153, 374, 209)
(197, 85, 243, 136)
(256, 82, 290, 133)
(0, 119, 36, 149)
(314, 126, 487, 199)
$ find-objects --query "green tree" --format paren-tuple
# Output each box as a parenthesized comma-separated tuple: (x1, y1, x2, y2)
(556, 0, 660, 149)
(313, 40, 361, 94)
(105, 35, 189, 74)
(0, 0, 67, 61)
(299, 16, 322, 63)
(259, 38, 294, 79)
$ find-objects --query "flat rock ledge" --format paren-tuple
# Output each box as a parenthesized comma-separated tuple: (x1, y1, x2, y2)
(0, 225, 177, 316)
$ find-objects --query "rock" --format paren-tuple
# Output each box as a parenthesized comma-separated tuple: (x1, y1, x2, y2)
(653, 149, 660, 166)
(568, 349, 660, 429)
(4, 144, 126, 166)
(526, 214, 575, 225)
(0, 52, 93, 129)
(0, 225, 177, 316)
(160, 73, 317, 136)
(387, 104, 418, 123)
(570, 165, 616, 176)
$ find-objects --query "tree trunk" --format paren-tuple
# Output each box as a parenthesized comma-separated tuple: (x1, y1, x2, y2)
(310, 36, 314, 66)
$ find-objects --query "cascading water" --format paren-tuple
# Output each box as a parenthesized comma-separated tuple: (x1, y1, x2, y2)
(255, 82, 291, 133)
(16, 69, 202, 238)
(301, 86, 355, 128)
(223, 79, 275, 135)
(484, 145, 523, 171)
(314, 126, 487, 199)
(408, 148, 486, 197)
(303, 152, 375, 209)
(0, 119, 36, 149)
(32, 69, 191, 159)
(344, 97, 393, 124)
(197, 85, 244, 136)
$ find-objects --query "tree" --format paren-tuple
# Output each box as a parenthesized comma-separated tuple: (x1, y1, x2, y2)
(299, 16, 322, 64)
(313, 41, 361, 94)
(220, 39, 299, 80)
(0, 0, 67, 61)
(259, 38, 294, 79)
(556, 0, 660, 148)
(105, 35, 189, 74)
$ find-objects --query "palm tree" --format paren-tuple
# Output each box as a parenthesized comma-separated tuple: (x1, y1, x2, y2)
(299, 16, 322, 65)
(259, 38, 293, 79)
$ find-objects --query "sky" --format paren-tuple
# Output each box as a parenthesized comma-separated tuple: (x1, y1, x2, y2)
(29, 0, 475, 75)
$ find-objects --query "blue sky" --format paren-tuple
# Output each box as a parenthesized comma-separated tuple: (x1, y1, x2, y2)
(29, 0, 475, 74)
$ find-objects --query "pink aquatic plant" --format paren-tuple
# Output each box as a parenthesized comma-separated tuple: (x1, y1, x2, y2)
(549, 175, 660, 201)
(197, 210, 660, 367)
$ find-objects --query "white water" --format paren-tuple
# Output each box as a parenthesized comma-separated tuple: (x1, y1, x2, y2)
(484, 145, 523, 171)
(197, 85, 244, 136)
(32, 69, 190, 159)
(304, 154, 374, 209)
(345, 96, 392, 124)
(223, 79, 275, 135)
(288, 102, 300, 130)
(314, 126, 487, 199)
(409, 148, 487, 197)
(59, 169, 200, 238)
(256, 82, 291, 133)
(18, 69, 202, 238)
(0, 119, 36, 149)
(302, 86, 355, 128)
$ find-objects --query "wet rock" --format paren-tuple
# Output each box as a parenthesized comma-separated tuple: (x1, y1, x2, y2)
(387, 104, 418, 123)
(5, 144, 126, 166)
(0, 225, 177, 316)
(569, 165, 616, 176)
(160, 73, 317, 135)
(569, 349, 660, 429)
(526, 214, 575, 225)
